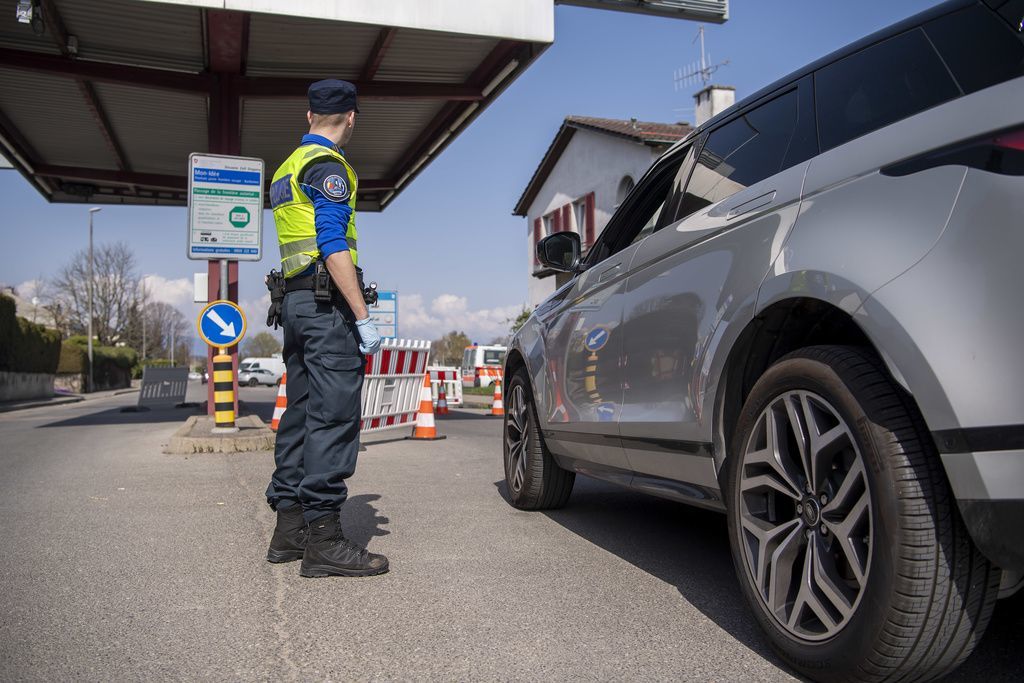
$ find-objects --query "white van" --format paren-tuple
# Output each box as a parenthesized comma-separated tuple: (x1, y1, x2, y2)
(240, 355, 286, 381)
(460, 344, 506, 388)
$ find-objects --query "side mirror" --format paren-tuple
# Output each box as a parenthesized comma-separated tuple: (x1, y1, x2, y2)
(536, 232, 581, 273)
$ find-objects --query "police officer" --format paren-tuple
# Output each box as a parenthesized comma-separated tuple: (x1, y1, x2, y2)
(264, 79, 387, 578)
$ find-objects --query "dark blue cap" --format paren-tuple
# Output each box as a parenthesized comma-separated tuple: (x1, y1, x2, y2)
(308, 79, 359, 114)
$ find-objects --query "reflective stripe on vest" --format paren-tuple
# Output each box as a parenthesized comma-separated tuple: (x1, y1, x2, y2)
(270, 143, 358, 277)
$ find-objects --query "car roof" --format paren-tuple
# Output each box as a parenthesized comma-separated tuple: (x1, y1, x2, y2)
(671, 0, 973, 148)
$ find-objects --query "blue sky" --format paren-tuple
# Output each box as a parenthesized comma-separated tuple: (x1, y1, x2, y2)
(0, 0, 936, 347)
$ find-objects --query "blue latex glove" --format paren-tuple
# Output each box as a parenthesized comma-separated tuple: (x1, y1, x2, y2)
(355, 317, 381, 355)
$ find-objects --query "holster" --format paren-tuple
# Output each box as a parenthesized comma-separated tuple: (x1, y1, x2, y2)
(265, 269, 285, 329)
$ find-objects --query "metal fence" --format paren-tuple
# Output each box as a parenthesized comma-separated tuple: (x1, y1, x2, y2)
(360, 339, 431, 434)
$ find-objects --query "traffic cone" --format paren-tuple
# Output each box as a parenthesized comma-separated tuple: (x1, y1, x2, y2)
(270, 372, 287, 432)
(407, 372, 446, 440)
(436, 380, 449, 416)
(490, 377, 504, 416)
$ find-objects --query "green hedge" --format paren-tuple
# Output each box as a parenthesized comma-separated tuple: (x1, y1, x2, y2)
(0, 293, 61, 374)
(58, 336, 138, 376)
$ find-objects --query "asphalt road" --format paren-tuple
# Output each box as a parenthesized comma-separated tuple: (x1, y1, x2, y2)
(0, 383, 1020, 681)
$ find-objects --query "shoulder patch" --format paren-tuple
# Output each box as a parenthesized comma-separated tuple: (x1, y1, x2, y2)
(322, 174, 350, 201)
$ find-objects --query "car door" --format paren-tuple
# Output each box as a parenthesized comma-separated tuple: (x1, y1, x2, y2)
(618, 80, 818, 493)
(537, 152, 686, 476)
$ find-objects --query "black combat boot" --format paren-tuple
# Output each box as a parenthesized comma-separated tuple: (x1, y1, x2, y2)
(300, 514, 389, 578)
(266, 505, 308, 563)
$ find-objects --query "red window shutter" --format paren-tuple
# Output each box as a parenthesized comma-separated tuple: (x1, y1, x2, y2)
(551, 209, 561, 234)
(533, 217, 542, 264)
(562, 204, 572, 233)
(585, 192, 596, 246)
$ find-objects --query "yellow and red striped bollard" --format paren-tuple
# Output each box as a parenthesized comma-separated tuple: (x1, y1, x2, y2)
(212, 350, 237, 431)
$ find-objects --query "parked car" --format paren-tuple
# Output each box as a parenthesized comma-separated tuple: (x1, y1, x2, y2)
(503, 2, 1024, 681)
(239, 368, 279, 387)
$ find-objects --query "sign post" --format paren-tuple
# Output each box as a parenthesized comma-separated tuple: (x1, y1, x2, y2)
(197, 300, 247, 432)
(187, 152, 264, 417)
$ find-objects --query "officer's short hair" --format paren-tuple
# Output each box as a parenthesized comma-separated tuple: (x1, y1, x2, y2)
(310, 112, 350, 127)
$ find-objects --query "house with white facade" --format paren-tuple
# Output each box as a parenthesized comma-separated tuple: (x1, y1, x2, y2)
(513, 116, 692, 307)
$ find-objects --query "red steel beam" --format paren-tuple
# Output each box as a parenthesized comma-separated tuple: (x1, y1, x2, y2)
(0, 47, 213, 93)
(385, 40, 527, 194)
(360, 27, 397, 82)
(0, 47, 485, 101)
(236, 77, 483, 100)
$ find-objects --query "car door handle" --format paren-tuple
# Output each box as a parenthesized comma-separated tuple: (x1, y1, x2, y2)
(596, 263, 622, 282)
(727, 190, 777, 220)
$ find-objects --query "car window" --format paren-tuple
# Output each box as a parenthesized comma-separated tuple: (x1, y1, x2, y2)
(674, 89, 802, 220)
(586, 153, 685, 265)
(925, 4, 1024, 96)
(814, 29, 960, 152)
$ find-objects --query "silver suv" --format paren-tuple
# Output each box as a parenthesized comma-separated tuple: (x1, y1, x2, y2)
(502, 2, 1024, 680)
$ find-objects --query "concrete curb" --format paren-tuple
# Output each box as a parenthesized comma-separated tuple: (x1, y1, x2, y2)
(0, 395, 85, 413)
(164, 415, 275, 454)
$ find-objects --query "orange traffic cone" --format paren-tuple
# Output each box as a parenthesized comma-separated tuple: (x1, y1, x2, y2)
(407, 372, 446, 440)
(436, 380, 449, 416)
(490, 377, 504, 416)
(270, 372, 288, 432)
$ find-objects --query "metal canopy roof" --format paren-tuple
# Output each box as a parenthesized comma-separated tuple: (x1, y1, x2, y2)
(0, 0, 551, 210)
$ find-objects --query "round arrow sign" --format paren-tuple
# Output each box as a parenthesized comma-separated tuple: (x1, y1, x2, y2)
(197, 299, 247, 349)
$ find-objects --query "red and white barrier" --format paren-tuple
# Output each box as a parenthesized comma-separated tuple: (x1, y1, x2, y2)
(360, 338, 431, 434)
(427, 366, 463, 407)
(269, 339, 432, 436)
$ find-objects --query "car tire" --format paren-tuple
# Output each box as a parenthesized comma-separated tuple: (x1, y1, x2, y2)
(726, 345, 1000, 682)
(502, 367, 575, 510)
(248, 378, 258, 387)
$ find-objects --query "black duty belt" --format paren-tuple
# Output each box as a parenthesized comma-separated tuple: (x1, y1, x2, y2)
(284, 275, 317, 293)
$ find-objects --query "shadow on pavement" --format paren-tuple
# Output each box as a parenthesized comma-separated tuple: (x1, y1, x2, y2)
(494, 475, 796, 675)
(439, 410, 498, 421)
(37, 405, 203, 428)
(495, 475, 1024, 681)
(341, 493, 390, 549)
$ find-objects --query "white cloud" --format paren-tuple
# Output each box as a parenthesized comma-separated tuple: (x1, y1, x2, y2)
(141, 274, 193, 309)
(400, 292, 524, 343)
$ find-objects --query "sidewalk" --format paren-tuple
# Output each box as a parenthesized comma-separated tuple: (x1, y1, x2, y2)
(0, 382, 140, 413)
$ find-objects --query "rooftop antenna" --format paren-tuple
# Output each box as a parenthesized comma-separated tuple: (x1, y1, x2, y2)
(673, 25, 729, 91)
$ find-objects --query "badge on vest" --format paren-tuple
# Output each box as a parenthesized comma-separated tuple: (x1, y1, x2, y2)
(322, 174, 350, 201)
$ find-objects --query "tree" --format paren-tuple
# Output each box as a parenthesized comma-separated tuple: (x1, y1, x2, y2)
(431, 330, 470, 366)
(509, 306, 531, 335)
(242, 331, 283, 358)
(49, 242, 142, 346)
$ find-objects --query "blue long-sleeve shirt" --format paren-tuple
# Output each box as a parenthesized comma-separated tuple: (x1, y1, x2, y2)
(297, 133, 352, 263)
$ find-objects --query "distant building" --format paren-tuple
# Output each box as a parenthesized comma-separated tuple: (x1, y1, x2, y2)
(512, 116, 691, 307)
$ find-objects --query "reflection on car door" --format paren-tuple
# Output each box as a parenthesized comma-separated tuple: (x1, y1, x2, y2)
(618, 79, 817, 498)
(538, 154, 685, 477)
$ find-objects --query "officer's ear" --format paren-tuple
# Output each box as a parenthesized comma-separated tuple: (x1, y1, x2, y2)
(306, 110, 314, 126)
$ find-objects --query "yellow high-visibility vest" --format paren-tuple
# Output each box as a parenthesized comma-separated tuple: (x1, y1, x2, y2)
(269, 143, 358, 277)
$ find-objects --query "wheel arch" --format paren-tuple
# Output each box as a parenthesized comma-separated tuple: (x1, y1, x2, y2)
(714, 297, 894, 479)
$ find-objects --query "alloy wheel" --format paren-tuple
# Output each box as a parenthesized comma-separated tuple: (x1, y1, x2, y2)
(504, 383, 529, 494)
(738, 390, 872, 641)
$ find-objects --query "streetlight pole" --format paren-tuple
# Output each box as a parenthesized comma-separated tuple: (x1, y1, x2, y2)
(87, 207, 102, 393)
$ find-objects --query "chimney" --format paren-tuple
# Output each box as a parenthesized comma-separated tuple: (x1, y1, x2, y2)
(694, 85, 735, 126)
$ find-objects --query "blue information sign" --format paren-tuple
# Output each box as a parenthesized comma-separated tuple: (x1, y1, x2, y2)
(197, 300, 247, 349)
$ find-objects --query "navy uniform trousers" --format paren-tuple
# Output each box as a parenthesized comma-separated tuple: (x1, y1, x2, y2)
(266, 289, 365, 523)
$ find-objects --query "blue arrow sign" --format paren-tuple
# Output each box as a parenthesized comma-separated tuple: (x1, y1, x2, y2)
(197, 300, 246, 349)
(585, 326, 609, 352)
